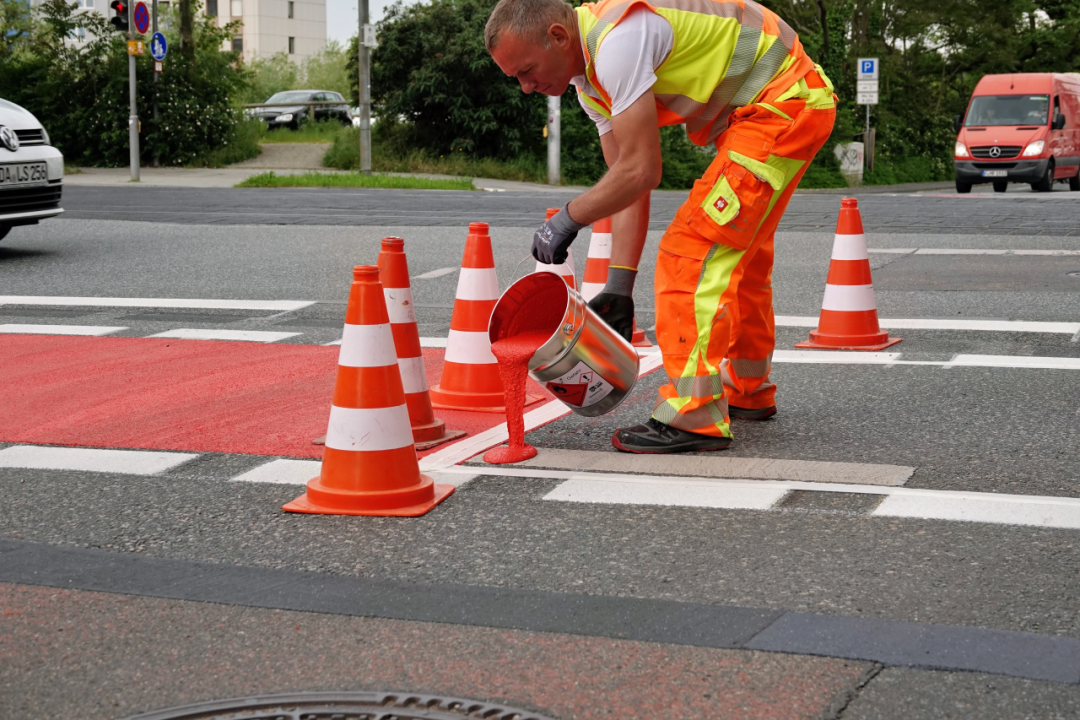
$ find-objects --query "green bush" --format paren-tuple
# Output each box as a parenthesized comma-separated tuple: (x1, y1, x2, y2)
(241, 40, 352, 104)
(0, 0, 248, 167)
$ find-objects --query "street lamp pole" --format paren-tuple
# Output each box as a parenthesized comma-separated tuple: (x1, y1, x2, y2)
(357, 0, 371, 174)
(128, 0, 140, 181)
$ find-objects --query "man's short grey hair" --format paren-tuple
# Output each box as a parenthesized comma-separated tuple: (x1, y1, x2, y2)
(485, 0, 577, 52)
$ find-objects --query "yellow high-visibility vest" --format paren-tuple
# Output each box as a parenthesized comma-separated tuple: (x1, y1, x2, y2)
(576, 0, 812, 145)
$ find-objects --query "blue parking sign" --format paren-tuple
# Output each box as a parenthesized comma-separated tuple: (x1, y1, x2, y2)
(857, 57, 879, 80)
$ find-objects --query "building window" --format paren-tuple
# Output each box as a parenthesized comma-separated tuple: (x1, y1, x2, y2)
(80, 0, 93, 8)
(288, 36, 295, 54)
(287, 1, 293, 18)
(230, 0, 241, 16)
(207, 0, 217, 16)
(232, 36, 243, 52)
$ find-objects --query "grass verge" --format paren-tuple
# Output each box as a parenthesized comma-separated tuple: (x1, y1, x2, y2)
(236, 171, 475, 190)
(259, 120, 352, 144)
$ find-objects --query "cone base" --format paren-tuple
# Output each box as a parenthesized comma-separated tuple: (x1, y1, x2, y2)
(631, 332, 651, 348)
(795, 333, 902, 352)
(430, 385, 543, 413)
(283, 479, 454, 517)
(415, 429, 467, 451)
(411, 417, 447, 442)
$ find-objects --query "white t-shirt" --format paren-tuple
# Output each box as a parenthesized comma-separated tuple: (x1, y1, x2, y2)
(570, 8, 674, 136)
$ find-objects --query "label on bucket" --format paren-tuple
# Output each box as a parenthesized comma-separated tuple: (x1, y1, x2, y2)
(545, 361, 614, 408)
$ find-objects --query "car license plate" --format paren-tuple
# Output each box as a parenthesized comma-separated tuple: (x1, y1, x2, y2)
(981, 170, 1008, 178)
(0, 162, 49, 188)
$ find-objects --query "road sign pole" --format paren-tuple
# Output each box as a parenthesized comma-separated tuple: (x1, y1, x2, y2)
(151, 0, 158, 167)
(357, 0, 371, 174)
(128, 1, 140, 181)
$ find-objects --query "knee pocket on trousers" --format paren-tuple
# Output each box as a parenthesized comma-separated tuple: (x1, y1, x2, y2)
(686, 151, 778, 251)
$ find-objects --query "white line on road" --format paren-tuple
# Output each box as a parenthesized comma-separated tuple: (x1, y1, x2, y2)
(0, 445, 197, 475)
(0, 324, 128, 336)
(775, 316, 1080, 335)
(147, 329, 301, 343)
(412, 267, 458, 280)
(0, 296, 315, 311)
(866, 249, 1080, 256)
(942, 354, 1080, 370)
(432, 466, 1080, 530)
(232, 457, 475, 488)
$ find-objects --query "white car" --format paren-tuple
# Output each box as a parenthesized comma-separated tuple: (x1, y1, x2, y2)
(0, 99, 64, 242)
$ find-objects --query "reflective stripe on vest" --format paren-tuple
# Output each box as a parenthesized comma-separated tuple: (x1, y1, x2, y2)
(576, 0, 799, 145)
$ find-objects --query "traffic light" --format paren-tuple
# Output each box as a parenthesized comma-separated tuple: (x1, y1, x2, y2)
(110, 0, 129, 32)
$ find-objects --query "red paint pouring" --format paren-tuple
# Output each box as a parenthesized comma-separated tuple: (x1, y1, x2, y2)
(483, 285, 567, 465)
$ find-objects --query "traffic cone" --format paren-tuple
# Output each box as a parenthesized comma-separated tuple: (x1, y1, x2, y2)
(536, 208, 576, 290)
(430, 223, 541, 412)
(580, 216, 651, 348)
(795, 198, 901, 351)
(580, 216, 612, 302)
(284, 266, 454, 517)
(378, 237, 466, 449)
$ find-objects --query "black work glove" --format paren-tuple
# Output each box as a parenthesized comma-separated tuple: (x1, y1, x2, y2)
(532, 203, 586, 265)
(588, 292, 635, 343)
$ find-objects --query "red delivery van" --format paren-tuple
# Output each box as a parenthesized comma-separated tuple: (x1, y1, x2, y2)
(953, 73, 1080, 193)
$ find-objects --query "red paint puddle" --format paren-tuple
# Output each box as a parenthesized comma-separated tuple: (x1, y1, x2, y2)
(483, 286, 566, 465)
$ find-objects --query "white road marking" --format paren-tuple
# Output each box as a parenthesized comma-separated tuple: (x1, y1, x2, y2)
(943, 354, 1080, 371)
(412, 267, 458, 280)
(435, 465, 1080, 530)
(420, 337, 448, 348)
(0, 324, 128, 336)
(867, 249, 1080, 256)
(0, 445, 197, 475)
(147, 329, 301, 343)
(232, 458, 319, 485)
(775, 316, 1080, 335)
(0, 296, 315, 311)
(874, 492, 1080, 530)
(232, 457, 476, 488)
(506, 449, 913, 486)
(547, 477, 787, 510)
(419, 352, 667, 472)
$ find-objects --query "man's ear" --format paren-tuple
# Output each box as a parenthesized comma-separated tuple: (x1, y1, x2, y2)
(548, 22, 573, 48)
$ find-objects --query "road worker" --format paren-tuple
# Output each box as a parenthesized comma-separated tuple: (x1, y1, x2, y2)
(486, 0, 836, 453)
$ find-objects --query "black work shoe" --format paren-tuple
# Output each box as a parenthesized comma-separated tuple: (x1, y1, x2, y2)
(612, 418, 732, 454)
(728, 405, 777, 421)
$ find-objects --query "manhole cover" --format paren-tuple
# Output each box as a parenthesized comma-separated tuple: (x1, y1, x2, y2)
(118, 691, 557, 720)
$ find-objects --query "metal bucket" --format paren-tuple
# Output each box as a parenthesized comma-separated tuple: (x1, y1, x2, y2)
(488, 272, 639, 417)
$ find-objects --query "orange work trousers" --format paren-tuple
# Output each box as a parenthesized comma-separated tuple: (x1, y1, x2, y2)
(653, 67, 837, 438)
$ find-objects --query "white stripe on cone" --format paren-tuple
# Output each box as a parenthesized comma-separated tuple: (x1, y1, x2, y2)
(821, 284, 878, 312)
(588, 232, 613, 259)
(455, 267, 500, 301)
(337, 323, 398, 367)
(581, 282, 605, 302)
(536, 252, 575, 282)
(445, 329, 497, 364)
(397, 356, 428, 394)
(383, 287, 417, 324)
(830, 234, 869, 261)
(324, 404, 414, 451)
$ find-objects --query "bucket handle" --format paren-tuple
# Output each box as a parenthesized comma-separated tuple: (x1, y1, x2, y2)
(509, 254, 535, 286)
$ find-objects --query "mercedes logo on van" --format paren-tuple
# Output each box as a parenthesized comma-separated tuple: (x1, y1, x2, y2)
(0, 125, 19, 152)
(989, 146, 1002, 158)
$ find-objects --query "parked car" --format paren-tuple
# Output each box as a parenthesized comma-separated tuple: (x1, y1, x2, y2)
(250, 90, 352, 129)
(0, 99, 64, 242)
(953, 73, 1080, 193)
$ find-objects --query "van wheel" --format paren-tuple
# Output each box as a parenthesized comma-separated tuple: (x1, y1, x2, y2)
(992, 181, 1008, 193)
(955, 181, 972, 194)
(1070, 174, 1079, 191)
(1032, 162, 1054, 192)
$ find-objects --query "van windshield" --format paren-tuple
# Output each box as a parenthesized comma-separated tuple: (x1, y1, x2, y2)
(965, 95, 1049, 126)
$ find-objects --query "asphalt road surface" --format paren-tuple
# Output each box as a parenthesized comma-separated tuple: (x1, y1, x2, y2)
(2, 183, 1079, 719)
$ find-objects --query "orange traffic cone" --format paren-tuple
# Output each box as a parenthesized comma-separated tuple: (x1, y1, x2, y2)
(284, 266, 454, 516)
(580, 216, 651, 348)
(795, 198, 901, 351)
(535, 208, 576, 289)
(378, 237, 466, 449)
(580, 216, 611, 301)
(430, 223, 540, 412)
